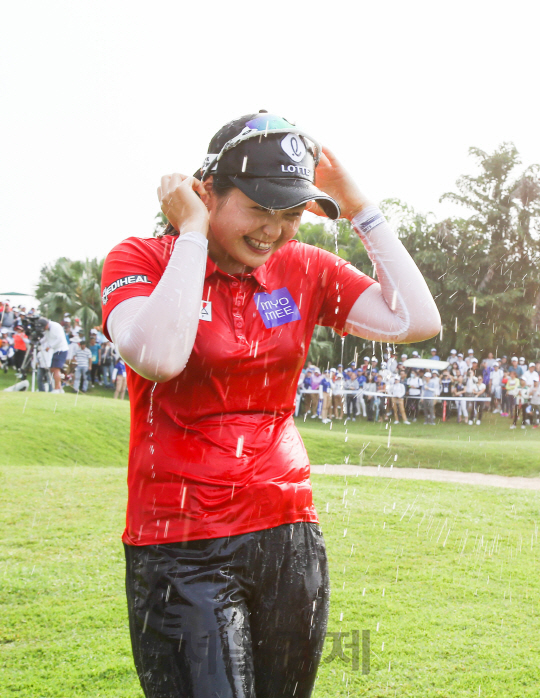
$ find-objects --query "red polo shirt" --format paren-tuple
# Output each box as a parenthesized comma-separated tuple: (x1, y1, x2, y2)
(102, 234, 375, 545)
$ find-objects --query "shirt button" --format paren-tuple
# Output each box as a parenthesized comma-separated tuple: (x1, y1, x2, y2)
(235, 321, 243, 328)
(232, 281, 239, 287)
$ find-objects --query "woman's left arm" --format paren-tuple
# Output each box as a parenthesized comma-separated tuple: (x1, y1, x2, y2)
(306, 148, 441, 344)
(344, 209, 440, 342)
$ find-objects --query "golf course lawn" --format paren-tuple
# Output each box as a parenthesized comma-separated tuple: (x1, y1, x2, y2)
(1, 391, 539, 476)
(1, 392, 539, 696)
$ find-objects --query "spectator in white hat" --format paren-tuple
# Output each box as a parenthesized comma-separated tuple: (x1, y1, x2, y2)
(430, 347, 440, 361)
(489, 362, 503, 413)
(465, 369, 486, 425)
(510, 356, 523, 378)
(331, 371, 344, 419)
(421, 371, 437, 425)
(387, 352, 398, 375)
(406, 369, 422, 421)
(522, 362, 539, 389)
(67, 335, 81, 362)
(465, 349, 476, 368)
(447, 349, 458, 364)
(457, 353, 468, 376)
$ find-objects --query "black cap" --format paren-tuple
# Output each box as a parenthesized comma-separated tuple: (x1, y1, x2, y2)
(195, 112, 340, 220)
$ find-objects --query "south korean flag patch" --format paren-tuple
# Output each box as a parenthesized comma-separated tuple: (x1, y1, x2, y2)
(200, 300, 212, 321)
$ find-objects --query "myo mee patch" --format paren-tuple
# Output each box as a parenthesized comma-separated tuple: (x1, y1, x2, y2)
(254, 287, 301, 329)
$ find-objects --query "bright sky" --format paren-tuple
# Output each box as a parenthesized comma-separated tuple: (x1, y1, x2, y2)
(2, 0, 539, 299)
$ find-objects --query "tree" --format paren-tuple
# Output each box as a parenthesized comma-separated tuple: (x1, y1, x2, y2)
(296, 221, 381, 368)
(36, 257, 104, 341)
(436, 143, 540, 358)
(153, 211, 167, 237)
(298, 142, 540, 366)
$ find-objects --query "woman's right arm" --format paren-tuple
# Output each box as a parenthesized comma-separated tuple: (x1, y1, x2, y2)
(107, 175, 209, 383)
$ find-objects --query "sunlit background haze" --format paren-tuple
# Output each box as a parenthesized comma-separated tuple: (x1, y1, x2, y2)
(1, 0, 539, 303)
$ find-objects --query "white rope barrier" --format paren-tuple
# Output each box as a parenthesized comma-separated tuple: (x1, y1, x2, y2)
(298, 389, 491, 402)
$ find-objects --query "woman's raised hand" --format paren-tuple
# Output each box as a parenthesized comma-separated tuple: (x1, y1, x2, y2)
(305, 147, 371, 221)
(158, 174, 209, 236)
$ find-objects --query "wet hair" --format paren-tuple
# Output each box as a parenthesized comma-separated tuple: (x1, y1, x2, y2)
(158, 175, 236, 237)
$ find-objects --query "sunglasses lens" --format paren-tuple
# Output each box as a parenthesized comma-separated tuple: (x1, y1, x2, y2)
(245, 114, 294, 131)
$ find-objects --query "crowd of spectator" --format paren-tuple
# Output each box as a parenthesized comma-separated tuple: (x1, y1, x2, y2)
(0, 302, 127, 399)
(2, 301, 539, 423)
(297, 347, 540, 429)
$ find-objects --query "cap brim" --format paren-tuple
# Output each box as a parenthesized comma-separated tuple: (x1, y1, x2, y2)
(228, 176, 341, 220)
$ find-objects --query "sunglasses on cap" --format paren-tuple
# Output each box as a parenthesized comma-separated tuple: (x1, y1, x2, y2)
(201, 114, 322, 181)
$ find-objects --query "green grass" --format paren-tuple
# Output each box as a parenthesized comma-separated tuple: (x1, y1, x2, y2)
(314, 476, 540, 697)
(1, 392, 539, 695)
(1, 466, 539, 696)
(2, 391, 539, 477)
(0, 393, 129, 467)
(0, 364, 122, 400)
(297, 414, 540, 478)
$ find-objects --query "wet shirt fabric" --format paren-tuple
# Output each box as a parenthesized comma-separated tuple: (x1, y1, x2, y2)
(101, 235, 375, 545)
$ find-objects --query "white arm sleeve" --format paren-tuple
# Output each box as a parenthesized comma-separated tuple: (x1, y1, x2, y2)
(107, 232, 208, 382)
(344, 206, 441, 343)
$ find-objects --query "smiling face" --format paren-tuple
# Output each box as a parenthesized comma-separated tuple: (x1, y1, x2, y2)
(203, 184, 305, 275)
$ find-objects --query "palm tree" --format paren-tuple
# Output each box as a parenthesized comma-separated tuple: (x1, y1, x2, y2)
(36, 257, 104, 339)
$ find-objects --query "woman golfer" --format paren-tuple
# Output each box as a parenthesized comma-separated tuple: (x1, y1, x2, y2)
(101, 112, 440, 698)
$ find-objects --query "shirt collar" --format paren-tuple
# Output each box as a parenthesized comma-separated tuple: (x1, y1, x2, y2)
(204, 256, 269, 290)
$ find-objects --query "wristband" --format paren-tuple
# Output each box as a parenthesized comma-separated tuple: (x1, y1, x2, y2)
(353, 206, 386, 235)
(174, 231, 208, 251)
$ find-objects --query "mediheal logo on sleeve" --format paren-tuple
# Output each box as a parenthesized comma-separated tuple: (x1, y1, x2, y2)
(102, 275, 151, 305)
(254, 287, 301, 329)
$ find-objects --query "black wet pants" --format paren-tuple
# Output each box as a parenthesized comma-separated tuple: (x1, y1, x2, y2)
(124, 522, 330, 698)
